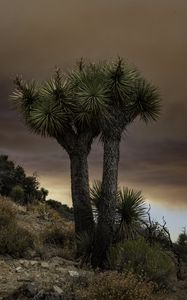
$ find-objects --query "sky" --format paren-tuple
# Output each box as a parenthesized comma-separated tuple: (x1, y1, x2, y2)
(0, 0, 187, 240)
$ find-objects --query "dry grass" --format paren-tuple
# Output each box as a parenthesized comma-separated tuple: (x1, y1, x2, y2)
(0, 198, 75, 259)
(0, 198, 34, 257)
(75, 271, 165, 300)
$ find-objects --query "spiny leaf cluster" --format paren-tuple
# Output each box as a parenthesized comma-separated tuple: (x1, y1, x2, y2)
(11, 58, 161, 139)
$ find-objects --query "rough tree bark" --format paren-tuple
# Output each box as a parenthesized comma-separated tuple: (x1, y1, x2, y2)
(70, 149, 94, 235)
(91, 135, 121, 268)
(57, 129, 94, 237)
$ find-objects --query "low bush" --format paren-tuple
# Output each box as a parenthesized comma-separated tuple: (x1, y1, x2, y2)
(107, 238, 175, 287)
(76, 271, 157, 300)
(0, 225, 34, 257)
(42, 222, 75, 259)
(27, 202, 61, 221)
(0, 198, 16, 227)
(10, 185, 24, 204)
(0, 198, 34, 257)
(46, 199, 74, 221)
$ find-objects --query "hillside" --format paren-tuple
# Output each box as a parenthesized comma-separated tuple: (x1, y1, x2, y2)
(0, 197, 187, 299)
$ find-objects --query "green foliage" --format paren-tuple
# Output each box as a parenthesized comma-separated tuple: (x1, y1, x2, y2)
(117, 188, 147, 241)
(90, 180, 103, 210)
(105, 58, 138, 106)
(40, 187, 49, 201)
(107, 239, 175, 287)
(76, 271, 156, 300)
(11, 58, 161, 140)
(10, 185, 24, 203)
(90, 182, 147, 241)
(176, 228, 187, 261)
(129, 78, 161, 123)
(0, 154, 48, 204)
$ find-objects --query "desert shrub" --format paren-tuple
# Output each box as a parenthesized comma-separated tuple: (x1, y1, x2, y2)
(176, 229, 187, 262)
(0, 225, 34, 257)
(107, 238, 175, 287)
(42, 222, 75, 259)
(10, 185, 24, 203)
(76, 271, 156, 300)
(47, 199, 74, 221)
(0, 198, 34, 257)
(43, 225, 67, 246)
(0, 198, 16, 228)
(27, 202, 61, 221)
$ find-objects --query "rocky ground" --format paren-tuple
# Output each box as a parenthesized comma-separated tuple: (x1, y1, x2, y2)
(1, 199, 187, 299)
(0, 256, 93, 299)
(1, 256, 187, 300)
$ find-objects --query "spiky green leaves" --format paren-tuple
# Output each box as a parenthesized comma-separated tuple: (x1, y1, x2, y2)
(68, 63, 110, 128)
(11, 59, 162, 140)
(105, 58, 138, 106)
(41, 69, 74, 114)
(11, 77, 40, 115)
(117, 188, 147, 240)
(28, 100, 68, 137)
(117, 188, 147, 225)
(90, 180, 103, 210)
(12, 70, 73, 138)
(129, 79, 161, 123)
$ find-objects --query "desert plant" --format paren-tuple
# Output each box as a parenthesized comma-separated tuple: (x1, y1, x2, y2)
(0, 225, 34, 257)
(11, 64, 108, 236)
(116, 188, 147, 241)
(39, 187, 49, 201)
(10, 185, 24, 203)
(46, 199, 74, 221)
(0, 155, 43, 203)
(106, 238, 175, 287)
(0, 198, 34, 257)
(76, 271, 156, 300)
(0, 198, 16, 227)
(176, 228, 187, 262)
(92, 59, 161, 267)
(42, 222, 75, 259)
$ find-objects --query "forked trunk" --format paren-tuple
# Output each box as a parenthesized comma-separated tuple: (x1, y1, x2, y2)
(91, 136, 120, 268)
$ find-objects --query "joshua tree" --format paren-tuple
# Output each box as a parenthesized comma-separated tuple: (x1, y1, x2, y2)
(88, 59, 161, 267)
(11, 63, 108, 236)
(40, 187, 49, 201)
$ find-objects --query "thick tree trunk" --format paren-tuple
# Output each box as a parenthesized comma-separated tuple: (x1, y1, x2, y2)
(70, 151, 94, 236)
(91, 136, 120, 268)
(57, 130, 94, 239)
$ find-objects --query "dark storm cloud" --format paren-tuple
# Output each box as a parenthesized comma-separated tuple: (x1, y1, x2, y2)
(0, 0, 186, 206)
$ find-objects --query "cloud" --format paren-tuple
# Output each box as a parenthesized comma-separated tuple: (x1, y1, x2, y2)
(0, 0, 186, 209)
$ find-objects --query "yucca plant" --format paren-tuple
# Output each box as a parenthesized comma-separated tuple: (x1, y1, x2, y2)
(116, 188, 147, 241)
(11, 63, 109, 237)
(91, 58, 161, 267)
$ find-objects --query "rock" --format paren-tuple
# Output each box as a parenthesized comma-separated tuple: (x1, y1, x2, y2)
(19, 259, 25, 265)
(15, 266, 22, 273)
(68, 270, 79, 277)
(53, 285, 63, 295)
(30, 260, 38, 266)
(56, 267, 67, 273)
(26, 282, 39, 296)
(41, 261, 50, 269)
